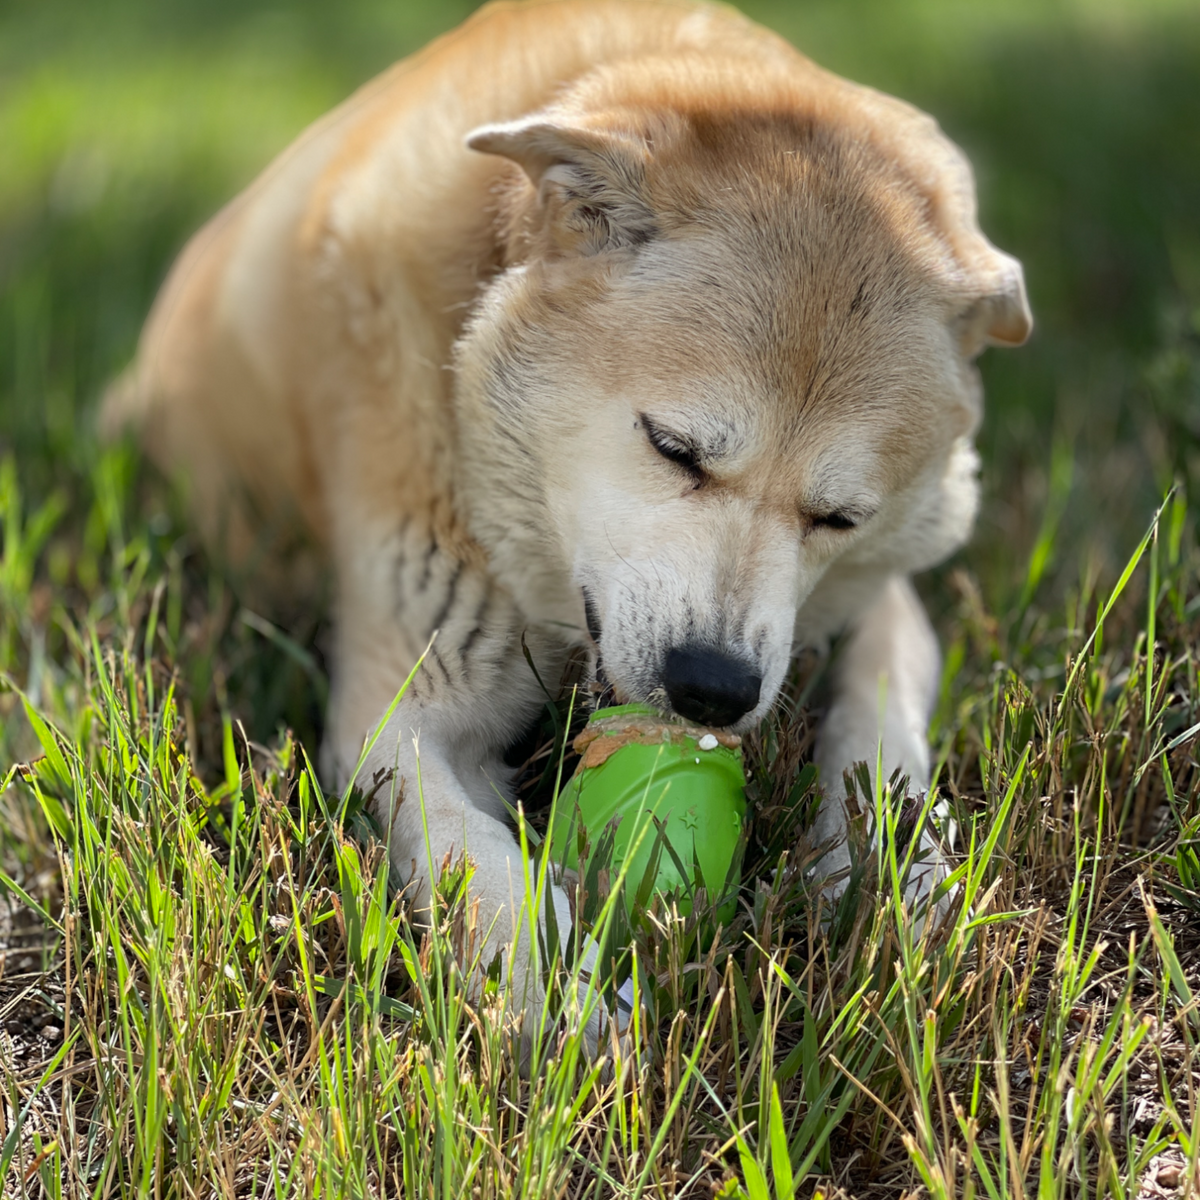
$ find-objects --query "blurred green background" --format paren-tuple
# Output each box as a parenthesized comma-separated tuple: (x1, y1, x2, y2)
(2, 0, 1198, 745)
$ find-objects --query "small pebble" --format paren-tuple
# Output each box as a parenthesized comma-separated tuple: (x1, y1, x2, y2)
(698, 734, 718, 751)
(42, 1025, 61, 1041)
(1156, 1165, 1182, 1189)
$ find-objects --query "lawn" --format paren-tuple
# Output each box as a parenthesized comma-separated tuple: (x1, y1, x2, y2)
(0, 0, 1198, 1196)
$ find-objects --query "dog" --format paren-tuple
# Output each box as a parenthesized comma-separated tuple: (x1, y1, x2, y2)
(104, 0, 1030, 1036)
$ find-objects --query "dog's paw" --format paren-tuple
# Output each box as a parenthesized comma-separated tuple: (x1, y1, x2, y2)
(509, 953, 617, 1076)
(809, 788, 959, 930)
(900, 815, 958, 930)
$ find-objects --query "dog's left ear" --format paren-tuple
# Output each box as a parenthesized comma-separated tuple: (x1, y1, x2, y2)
(909, 127, 1033, 352)
(955, 248, 1032, 351)
(466, 117, 656, 256)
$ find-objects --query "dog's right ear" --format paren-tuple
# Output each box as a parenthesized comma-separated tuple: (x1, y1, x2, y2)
(466, 117, 656, 256)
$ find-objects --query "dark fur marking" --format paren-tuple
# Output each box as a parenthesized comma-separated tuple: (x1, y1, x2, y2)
(415, 539, 437, 593)
(427, 646, 452, 687)
(459, 590, 499, 684)
(494, 423, 539, 463)
(428, 562, 463, 636)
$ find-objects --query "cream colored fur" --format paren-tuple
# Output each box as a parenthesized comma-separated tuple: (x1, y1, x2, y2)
(105, 0, 1030, 1044)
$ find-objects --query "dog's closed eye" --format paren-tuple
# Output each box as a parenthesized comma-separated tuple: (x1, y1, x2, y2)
(640, 414, 704, 482)
(811, 511, 858, 531)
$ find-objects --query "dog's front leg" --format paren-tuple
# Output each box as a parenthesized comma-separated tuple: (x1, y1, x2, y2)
(365, 705, 579, 1025)
(325, 531, 598, 1050)
(813, 574, 949, 904)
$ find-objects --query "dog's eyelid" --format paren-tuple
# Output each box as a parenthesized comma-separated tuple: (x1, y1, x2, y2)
(807, 507, 872, 531)
(640, 413, 704, 474)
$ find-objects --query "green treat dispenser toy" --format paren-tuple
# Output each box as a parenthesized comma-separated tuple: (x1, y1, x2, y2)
(548, 703, 747, 918)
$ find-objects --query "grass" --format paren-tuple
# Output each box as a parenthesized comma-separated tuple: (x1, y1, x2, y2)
(1, 0, 1199, 1196)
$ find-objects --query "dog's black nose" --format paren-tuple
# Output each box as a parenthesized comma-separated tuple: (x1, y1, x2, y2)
(661, 646, 762, 728)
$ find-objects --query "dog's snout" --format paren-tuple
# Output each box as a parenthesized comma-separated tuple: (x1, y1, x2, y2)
(661, 646, 761, 728)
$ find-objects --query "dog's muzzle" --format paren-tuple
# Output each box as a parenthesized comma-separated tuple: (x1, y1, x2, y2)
(661, 645, 761, 728)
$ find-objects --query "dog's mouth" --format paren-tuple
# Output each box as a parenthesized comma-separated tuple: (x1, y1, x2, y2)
(579, 585, 763, 727)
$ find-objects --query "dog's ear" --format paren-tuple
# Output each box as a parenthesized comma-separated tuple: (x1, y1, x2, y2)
(955, 249, 1032, 351)
(466, 117, 656, 256)
(905, 125, 1033, 352)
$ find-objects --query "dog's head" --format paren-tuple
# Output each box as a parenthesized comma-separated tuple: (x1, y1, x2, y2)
(454, 59, 1030, 730)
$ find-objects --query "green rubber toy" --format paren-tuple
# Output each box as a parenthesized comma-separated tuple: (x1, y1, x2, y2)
(548, 703, 747, 919)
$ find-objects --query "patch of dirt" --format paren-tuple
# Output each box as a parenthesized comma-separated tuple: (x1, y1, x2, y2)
(1138, 1151, 1197, 1199)
(0, 899, 69, 1175)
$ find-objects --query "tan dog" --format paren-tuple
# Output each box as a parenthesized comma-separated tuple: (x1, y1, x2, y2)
(106, 0, 1030, 1034)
